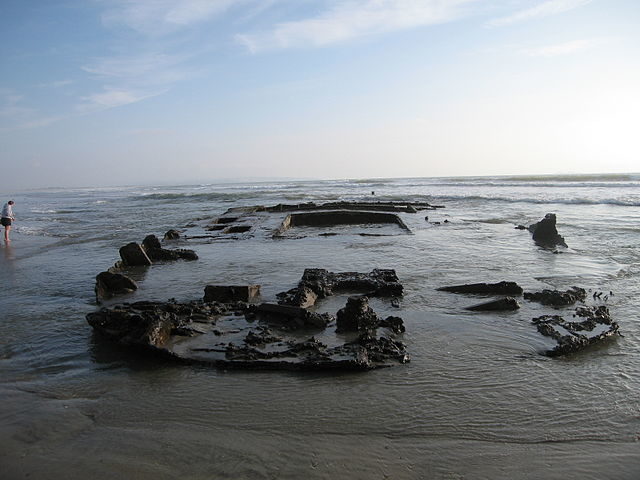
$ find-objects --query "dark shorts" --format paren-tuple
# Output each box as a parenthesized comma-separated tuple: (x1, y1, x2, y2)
(1, 217, 11, 227)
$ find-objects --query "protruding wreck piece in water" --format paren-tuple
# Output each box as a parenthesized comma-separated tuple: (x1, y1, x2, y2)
(437, 281, 523, 295)
(528, 213, 568, 248)
(95, 271, 138, 303)
(336, 296, 381, 333)
(119, 242, 153, 266)
(118, 235, 198, 267)
(336, 296, 406, 334)
(163, 229, 181, 240)
(466, 297, 520, 311)
(532, 305, 619, 356)
(273, 210, 412, 237)
(142, 235, 198, 261)
(524, 286, 587, 307)
(278, 268, 403, 307)
(204, 285, 261, 303)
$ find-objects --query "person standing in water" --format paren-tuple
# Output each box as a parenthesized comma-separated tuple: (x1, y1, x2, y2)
(1, 200, 15, 242)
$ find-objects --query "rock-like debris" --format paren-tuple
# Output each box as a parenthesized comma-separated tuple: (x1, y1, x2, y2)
(336, 296, 380, 333)
(119, 242, 152, 266)
(528, 213, 568, 248)
(118, 235, 197, 267)
(524, 287, 587, 306)
(344, 333, 409, 364)
(279, 286, 318, 308)
(142, 235, 198, 261)
(466, 297, 520, 311)
(379, 315, 405, 334)
(532, 305, 619, 356)
(278, 268, 403, 307)
(163, 229, 181, 240)
(244, 327, 282, 346)
(95, 271, 138, 303)
(336, 296, 406, 333)
(437, 281, 523, 295)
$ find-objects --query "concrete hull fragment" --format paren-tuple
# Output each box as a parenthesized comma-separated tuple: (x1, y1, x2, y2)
(532, 306, 619, 356)
(438, 281, 523, 295)
(204, 285, 261, 303)
(86, 299, 408, 371)
(466, 297, 520, 311)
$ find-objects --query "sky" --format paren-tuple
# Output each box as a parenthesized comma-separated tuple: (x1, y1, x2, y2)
(1, 0, 639, 189)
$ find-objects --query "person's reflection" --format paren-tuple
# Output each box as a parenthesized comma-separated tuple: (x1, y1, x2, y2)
(1, 241, 14, 262)
(1, 243, 15, 288)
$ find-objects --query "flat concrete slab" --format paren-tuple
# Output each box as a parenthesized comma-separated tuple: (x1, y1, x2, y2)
(273, 210, 411, 237)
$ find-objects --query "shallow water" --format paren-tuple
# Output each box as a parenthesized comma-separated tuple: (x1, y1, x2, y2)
(1, 175, 639, 479)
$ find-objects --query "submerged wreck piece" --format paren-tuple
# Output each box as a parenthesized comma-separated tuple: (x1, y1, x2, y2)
(204, 285, 261, 303)
(338, 334, 409, 364)
(273, 210, 411, 237)
(278, 268, 403, 307)
(523, 286, 586, 307)
(86, 297, 407, 371)
(87, 301, 191, 349)
(528, 213, 568, 248)
(256, 303, 333, 330)
(95, 271, 138, 303)
(532, 305, 619, 356)
(263, 200, 440, 214)
(437, 281, 523, 295)
(466, 297, 520, 311)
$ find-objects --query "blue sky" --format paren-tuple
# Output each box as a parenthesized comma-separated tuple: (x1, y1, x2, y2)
(1, 0, 638, 188)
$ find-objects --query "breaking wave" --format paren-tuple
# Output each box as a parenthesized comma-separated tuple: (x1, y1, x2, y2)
(129, 191, 270, 202)
(432, 173, 639, 186)
(429, 195, 640, 207)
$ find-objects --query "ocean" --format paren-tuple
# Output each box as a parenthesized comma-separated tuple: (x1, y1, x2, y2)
(1, 174, 639, 479)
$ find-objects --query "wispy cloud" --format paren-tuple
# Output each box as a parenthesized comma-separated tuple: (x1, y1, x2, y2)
(0, 90, 61, 131)
(79, 42, 194, 111)
(78, 1, 246, 113)
(0, 94, 31, 119)
(487, 0, 592, 27)
(82, 51, 192, 84)
(38, 79, 74, 89)
(102, 0, 244, 36)
(77, 87, 166, 112)
(237, 0, 476, 53)
(126, 128, 176, 136)
(523, 38, 600, 57)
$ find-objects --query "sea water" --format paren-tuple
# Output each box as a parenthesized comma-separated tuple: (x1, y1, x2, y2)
(1, 175, 639, 479)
